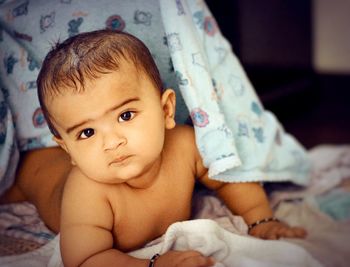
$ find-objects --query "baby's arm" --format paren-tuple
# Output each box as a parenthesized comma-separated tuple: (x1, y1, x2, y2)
(191, 139, 306, 240)
(60, 169, 146, 267)
(211, 181, 306, 239)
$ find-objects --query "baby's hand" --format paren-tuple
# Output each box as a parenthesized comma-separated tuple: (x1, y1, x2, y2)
(154, 250, 215, 267)
(249, 220, 307, 240)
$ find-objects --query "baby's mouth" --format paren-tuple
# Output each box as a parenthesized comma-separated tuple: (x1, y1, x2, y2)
(109, 155, 132, 165)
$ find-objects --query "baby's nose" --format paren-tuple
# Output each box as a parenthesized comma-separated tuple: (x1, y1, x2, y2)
(103, 132, 127, 151)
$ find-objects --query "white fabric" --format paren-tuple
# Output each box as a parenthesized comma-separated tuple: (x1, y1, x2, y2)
(270, 145, 350, 207)
(0, 218, 322, 267)
(276, 199, 350, 267)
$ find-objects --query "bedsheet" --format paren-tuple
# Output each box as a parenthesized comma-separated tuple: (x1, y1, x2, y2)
(0, 145, 349, 267)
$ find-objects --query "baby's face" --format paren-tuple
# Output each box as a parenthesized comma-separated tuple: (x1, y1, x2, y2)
(48, 60, 174, 184)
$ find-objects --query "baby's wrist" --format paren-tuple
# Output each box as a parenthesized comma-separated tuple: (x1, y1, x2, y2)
(149, 253, 160, 267)
(247, 217, 280, 232)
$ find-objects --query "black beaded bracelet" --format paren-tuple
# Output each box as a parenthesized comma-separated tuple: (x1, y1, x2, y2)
(149, 253, 160, 267)
(248, 217, 280, 231)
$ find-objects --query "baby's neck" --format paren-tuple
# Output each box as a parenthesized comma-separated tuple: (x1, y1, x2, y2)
(124, 153, 164, 189)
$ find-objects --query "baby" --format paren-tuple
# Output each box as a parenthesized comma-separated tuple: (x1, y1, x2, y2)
(33, 29, 306, 267)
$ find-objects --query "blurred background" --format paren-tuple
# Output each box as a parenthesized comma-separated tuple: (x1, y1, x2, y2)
(206, 0, 350, 149)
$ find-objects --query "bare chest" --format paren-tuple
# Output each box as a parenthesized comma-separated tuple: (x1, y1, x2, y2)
(110, 171, 196, 251)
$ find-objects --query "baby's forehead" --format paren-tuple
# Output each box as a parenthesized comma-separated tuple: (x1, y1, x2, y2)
(44, 59, 159, 105)
(49, 67, 149, 95)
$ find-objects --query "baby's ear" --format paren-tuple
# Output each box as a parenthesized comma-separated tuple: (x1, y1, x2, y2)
(161, 88, 176, 129)
(53, 136, 68, 152)
(52, 136, 76, 165)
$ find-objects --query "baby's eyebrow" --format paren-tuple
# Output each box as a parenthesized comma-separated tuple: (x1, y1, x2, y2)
(65, 97, 140, 134)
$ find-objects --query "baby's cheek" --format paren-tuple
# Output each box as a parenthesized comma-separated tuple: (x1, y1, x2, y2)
(139, 132, 164, 153)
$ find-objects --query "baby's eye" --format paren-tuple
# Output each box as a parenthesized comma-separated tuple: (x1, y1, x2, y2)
(118, 111, 135, 122)
(79, 128, 94, 139)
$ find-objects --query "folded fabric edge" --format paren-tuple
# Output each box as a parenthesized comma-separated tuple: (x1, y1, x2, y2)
(208, 156, 242, 178)
(210, 169, 311, 186)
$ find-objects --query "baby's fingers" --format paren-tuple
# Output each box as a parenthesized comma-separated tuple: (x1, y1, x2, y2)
(181, 253, 215, 267)
(161, 250, 215, 267)
(277, 226, 307, 239)
(264, 225, 284, 240)
(289, 227, 307, 238)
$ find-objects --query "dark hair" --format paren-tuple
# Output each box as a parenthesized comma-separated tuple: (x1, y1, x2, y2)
(37, 29, 163, 137)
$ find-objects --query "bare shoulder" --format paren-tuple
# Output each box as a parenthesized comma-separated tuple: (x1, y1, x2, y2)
(167, 126, 218, 186)
(164, 125, 204, 172)
(63, 167, 102, 195)
(61, 167, 114, 229)
(166, 124, 196, 148)
(59, 171, 115, 266)
(62, 167, 113, 205)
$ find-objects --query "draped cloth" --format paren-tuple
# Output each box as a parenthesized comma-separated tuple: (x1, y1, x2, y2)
(159, 0, 311, 185)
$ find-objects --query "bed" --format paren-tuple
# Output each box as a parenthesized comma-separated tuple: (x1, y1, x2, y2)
(0, 145, 349, 267)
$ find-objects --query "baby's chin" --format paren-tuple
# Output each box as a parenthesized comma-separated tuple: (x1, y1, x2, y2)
(87, 176, 129, 185)
(83, 172, 132, 185)
(81, 167, 144, 185)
